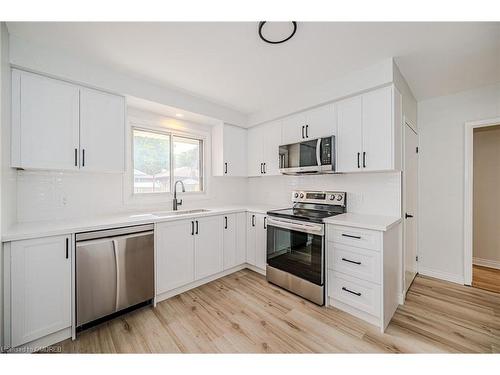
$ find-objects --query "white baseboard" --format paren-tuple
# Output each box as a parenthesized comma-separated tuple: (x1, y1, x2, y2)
(418, 266, 464, 285)
(473, 257, 500, 270)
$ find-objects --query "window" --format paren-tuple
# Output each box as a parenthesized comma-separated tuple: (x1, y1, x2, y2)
(133, 128, 203, 194)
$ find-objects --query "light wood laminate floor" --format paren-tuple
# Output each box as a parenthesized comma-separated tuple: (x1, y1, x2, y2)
(54, 269, 500, 353)
(473, 265, 500, 294)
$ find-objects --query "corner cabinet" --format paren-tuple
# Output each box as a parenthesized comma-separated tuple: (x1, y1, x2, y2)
(212, 123, 247, 176)
(336, 85, 402, 173)
(3, 235, 72, 348)
(11, 69, 126, 173)
(247, 121, 282, 177)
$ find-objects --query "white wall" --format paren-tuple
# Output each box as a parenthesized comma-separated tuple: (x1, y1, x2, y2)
(418, 83, 500, 283)
(248, 172, 402, 217)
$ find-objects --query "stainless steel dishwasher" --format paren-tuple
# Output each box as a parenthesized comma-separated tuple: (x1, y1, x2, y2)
(76, 224, 154, 329)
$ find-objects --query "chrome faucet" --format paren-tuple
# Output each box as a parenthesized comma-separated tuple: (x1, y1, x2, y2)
(173, 180, 186, 211)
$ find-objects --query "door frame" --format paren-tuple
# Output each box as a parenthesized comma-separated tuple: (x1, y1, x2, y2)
(402, 117, 418, 299)
(464, 117, 500, 285)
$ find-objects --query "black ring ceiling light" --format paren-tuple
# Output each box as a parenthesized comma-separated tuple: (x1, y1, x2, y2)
(258, 21, 297, 44)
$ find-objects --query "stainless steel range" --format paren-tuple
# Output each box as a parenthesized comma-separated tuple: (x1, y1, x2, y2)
(266, 190, 346, 305)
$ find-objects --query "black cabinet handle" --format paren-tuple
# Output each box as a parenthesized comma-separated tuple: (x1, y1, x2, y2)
(342, 233, 361, 239)
(74, 148, 78, 167)
(224, 216, 228, 229)
(357, 152, 360, 168)
(263, 163, 266, 174)
(195, 220, 199, 235)
(191, 221, 194, 235)
(301, 126, 305, 139)
(305, 124, 309, 138)
(405, 213, 414, 219)
(260, 163, 263, 174)
(362, 152, 366, 168)
(264, 217, 267, 229)
(252, 214, 255, 227)
(342, 257, 361, 265)
(65, 238, 69, 259)
(82, 149, 85, 167)
(342, 287, 361, 296)
(224, 162, 228, 174)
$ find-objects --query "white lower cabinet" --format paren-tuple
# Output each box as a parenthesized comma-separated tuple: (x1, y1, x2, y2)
(246, 212, 267, 271)
(223, 213, 247, 270)
(326, 223, 401, 332)
(194, 216, 223, 279)
(5, 235, 72, 347)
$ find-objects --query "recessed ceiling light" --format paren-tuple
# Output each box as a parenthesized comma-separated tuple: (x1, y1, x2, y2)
(175, 113, 184, 118)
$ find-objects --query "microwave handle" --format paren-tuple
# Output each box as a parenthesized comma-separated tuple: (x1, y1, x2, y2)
(316, 138, 322, 166)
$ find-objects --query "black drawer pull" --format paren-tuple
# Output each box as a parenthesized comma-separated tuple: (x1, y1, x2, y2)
(341, 234, 361, 239)
(342, 257, 361, 265)
(342, 287, 361, 296)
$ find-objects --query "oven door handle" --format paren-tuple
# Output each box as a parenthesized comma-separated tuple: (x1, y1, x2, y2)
(316, 138, 322, 167)
(267, 217, 324, 235)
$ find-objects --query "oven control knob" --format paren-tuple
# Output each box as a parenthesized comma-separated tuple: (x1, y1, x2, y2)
(337, 195, 343, 201)
(299, 193, 304, 198)
(330, 194, 335, 200)
(294, 192, 299, 198)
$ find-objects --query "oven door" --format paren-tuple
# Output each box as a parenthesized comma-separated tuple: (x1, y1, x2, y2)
(266, 217, 324, 286)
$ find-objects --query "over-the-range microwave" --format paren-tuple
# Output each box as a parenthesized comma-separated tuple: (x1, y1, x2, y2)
(279, 135, 335, 175)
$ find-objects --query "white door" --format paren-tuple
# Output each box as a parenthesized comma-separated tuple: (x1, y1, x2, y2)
(236, 212, 247, 265)
(362, 86, 393, 171)
(223, 125, 247, 176)
(79, 88, 125, 173)
(246, 213, 257, 265)
(282, 113, 306, 145)
(156, 220, 195, 293)
(223, 214, 238, 270)
(195, 216, 223, 279)
(305, 104, 336, 140)
(15, 70, 79, 170)
(10, 235, 72, 347)
(255, 214, 268, 270)
(247, 126, 263, 177)
(262, 120, 283, 175)
(404, 123, 418, 294)
(336, 95, 363, 172)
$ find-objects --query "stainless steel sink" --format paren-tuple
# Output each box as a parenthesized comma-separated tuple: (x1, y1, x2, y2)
(152, 209, 211, 218)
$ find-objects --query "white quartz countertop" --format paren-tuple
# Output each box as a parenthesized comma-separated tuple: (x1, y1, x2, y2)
(2, 205, 282, 242)
(323, 213, 402, 231)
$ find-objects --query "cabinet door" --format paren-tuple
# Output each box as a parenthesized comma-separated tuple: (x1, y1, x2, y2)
(246, 213, 257, 265)
(10, 235, 72, 347)
(13, 70, 79, 170)
(247, 126, 263, 177)
(362, 86, 393, 171)
(223, 214, 238, 270)
(282, 113, 306, 145)
(223, 125, 247, 176)
(305, 104, 336, 140)
(156, 220, 195, 294)
(195, 216, 223, 279)
(336, 95, 362, 172)
(262, 120, 283, 176)
(236, 212, 247, 265)
(80, 88, 125, 173)
(255, 214, 268, 270)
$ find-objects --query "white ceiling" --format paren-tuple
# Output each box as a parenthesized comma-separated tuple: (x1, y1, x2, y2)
(6, 22, 500, 115)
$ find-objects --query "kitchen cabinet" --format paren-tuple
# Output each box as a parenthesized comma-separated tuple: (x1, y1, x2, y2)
(223, 213, 247, 270)
(11, 69, 126, 173)
(194, 216, 223, 279)
(282, 104, 335, 145)
(212, 123, 247, 176)
(5, 235, 72, 347)
(156, 220, 195, 294)
(79, 87, 126, 173)
(336, 85, 401, 173)
(247, 121, 282, 176)
(246, 212, 267, 271)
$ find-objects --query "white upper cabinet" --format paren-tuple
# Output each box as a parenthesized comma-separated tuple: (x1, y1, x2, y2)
(79, 88, 125, 173)
(212, 123, 247, 176)
(247, 121, 282, 177)
(11, 69, 126, 173)
(11, 70, 80, 170)
(282, 104, 335, 145)
(336, 85, 401, 173)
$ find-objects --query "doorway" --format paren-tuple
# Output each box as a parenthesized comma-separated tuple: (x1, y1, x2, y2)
(471, 124, 500, 293)
(403, 120, 418, 295)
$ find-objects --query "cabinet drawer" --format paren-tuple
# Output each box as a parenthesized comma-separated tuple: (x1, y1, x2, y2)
(327, 243, 381, 284)
(328, 225, 382, 251)
(328, 271, 381, 318)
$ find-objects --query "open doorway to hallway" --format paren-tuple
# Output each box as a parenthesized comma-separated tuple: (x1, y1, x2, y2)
(472, 124, 500, 293)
